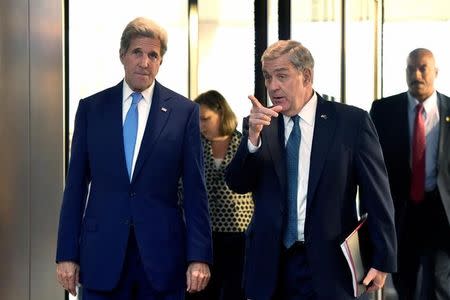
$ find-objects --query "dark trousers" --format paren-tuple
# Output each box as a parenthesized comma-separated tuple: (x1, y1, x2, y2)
(394, 190, 450, 300)
(186, 232, 246, 300)
(83, 228, 184, 300)
(272, 242, 316, 300)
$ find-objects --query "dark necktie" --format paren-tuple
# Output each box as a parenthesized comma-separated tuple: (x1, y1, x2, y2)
(284, 115, 301, 248)
(410, 103, 425, 203)
(124, 92, 142, 180)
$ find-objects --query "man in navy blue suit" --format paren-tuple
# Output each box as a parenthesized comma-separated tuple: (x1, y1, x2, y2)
(370, 48, 450, 300)
(225, 40, 397, 299)
(56, 17, 212, 300)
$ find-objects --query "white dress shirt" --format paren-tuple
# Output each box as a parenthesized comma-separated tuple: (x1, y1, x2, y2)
(248, 92, 318, 241)
(122, 81, 154, 178)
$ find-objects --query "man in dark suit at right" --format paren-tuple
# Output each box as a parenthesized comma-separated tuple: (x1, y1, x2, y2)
(370, 48, 450, 300)
(226, 40, 397, 300)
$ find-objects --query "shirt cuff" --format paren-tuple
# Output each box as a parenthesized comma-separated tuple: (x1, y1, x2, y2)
(247, 138, 261, 153)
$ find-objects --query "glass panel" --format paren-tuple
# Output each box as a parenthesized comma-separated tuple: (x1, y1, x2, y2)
(268, 0, 279, 45)
(345, 0, 376, 111)
(291, 0, 341, 103)
(382, 0, 450, 97)
(69, 0, 188, 140)
(197, 0, 254, 130)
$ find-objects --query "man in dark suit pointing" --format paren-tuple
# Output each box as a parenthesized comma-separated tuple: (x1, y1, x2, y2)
(56, 17, 212, 300)
(371, 48, 450, 300)
(225, 40, 397, 299)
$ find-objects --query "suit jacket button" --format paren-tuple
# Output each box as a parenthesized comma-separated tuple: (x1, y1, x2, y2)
(130, 192, 136, 197)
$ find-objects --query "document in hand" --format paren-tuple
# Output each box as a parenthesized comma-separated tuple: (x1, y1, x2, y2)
(340, 214, 370, 298)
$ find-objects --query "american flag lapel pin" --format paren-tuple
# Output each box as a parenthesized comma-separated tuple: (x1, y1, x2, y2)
(320, 114, 328, 119)
(161, 107, 167, 112)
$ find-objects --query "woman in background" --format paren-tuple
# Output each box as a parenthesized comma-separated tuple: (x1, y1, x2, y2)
(187, 90, 253, 300)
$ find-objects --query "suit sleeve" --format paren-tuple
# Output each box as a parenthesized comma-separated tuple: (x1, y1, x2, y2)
(225, 117, 260, 194)
(181, 104, 213, 264)
(56, 99, 91, 263)
(354, 111, 397, 272)
(369, 99, 381, 128)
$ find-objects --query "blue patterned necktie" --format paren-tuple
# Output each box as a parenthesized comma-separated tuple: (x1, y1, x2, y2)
(123, 92, 142, 180)
(284, 115, 301, 248)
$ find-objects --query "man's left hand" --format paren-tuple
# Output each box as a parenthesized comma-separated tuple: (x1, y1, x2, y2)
(186, 262, 211, 293)
(363, 267, 387, 292)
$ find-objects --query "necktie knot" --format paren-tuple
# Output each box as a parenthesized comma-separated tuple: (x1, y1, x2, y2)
(131, 92, 142, 105)
(290, 115, 300, 139)
(416, 103, 424, 114)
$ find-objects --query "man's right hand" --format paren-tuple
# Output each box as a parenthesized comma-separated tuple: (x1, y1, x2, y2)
(56, 261, 79, 296)
(247, 95, 283, 146)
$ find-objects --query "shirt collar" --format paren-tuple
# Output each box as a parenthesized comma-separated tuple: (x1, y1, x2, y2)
(407, 90, 438, 114)
(123, 80, 155, 105)
(283, 91, 318, 127)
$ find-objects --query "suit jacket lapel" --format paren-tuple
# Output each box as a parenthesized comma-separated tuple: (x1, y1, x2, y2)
(307, 96, 336, 208)
(132, 81, 171, 182)
(396, 93, 412, 172)
(264, 115, 287, 194)
(105, 81, 130, 182)
(438, 92, 450, 163)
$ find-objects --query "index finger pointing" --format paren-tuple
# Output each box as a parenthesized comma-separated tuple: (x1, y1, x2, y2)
(248, 95, 263, 108)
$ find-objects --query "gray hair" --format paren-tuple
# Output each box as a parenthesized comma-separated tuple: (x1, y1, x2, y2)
(120, 17, 168, 57)
(262, 40, 314, 74)
(407, 48, 434, 63)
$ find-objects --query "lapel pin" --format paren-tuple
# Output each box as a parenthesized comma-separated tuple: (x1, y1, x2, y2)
(161, 107, 167, 112)
(320, 114, 328, 119)
(446, 116, 450, 122)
